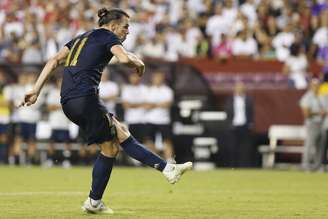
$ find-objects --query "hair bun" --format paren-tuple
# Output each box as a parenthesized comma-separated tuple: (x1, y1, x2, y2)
(98, 8, 108, 18)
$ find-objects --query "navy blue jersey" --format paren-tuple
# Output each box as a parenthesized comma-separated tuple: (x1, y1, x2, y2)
(60, 28, 121, 104)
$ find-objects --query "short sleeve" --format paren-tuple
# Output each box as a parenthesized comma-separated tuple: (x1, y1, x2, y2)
(106, 32, 122, 52)
(64, 39, 74, 49)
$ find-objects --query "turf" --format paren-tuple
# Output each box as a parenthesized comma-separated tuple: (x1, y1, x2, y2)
(0, 166, 328, 219)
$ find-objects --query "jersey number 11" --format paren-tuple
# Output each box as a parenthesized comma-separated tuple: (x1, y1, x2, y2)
(65, 37, 88, 67)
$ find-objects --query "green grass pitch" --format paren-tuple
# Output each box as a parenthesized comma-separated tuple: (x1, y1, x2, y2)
(1, 166, 328, 219)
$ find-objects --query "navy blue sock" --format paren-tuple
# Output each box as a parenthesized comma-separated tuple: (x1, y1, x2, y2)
(89, 153, 115, 200)
(121, 136, 167, 171)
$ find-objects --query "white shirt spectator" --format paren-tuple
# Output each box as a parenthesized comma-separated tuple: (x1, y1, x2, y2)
(16, 84, 43, 123)
(146, 85, 173, 125)
(187, 0, 207, 17)
(313, 27, 328, 49)
(47, 86, 71, 130)
(169, 0, 184, 25)
(222, 6, 238, 29)
(3, 21, 24, 39)
(206, 14, 229, 46)
(232, 37, 258, 57)
(240, 0, 258, 27)
(121, 84, 148, 124)
(141, 40, 166, 58)
(56, 26, 73, 49)
(272, 31, 295, 61)
(5, 83, 25, 123)
(99, 80, 119, 114)
(186, 27, 202, 48)
(21, 45, 43, 64)
(165, 30, 182, 61)
(285, 54, 308, 89)
(177, 34, 196, 58)
(44, 37, 58, 60)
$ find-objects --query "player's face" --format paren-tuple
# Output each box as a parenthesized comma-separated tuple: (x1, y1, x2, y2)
(115, 16, 129, 42)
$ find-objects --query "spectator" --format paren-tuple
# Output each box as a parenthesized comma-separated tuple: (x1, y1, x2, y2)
(240, 0, 258, 28)
(282, 43, 309, 89)
(145, 71, 174, 161)
(7, 73, 28, 165)
(212, 33, 232, 62)
(206, 3, 228, 47)
(21, 39, 43, 64)
(312, 11, 328, 51)
(99, 67, 119, 115)
(317, 90, 328, 172)
(224, 81, 254, 167)
(140, 32, 166, 59)
(0, 70, 9, 163)
(121, 73, 148, 145)
(231, 28, 258, 58)
(272, 22, 295, 61)
(317, 43, 328, 76)
(14, 73, 43, 165)
(46, 78, 73, 168)
(299, 78, 324, 171)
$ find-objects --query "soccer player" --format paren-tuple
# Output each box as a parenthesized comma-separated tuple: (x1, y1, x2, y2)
(19, 8, 192, 214)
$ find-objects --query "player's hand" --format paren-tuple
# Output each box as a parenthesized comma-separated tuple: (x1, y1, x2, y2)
(136, 63, 145, 77)
(18, 89, 39, 107)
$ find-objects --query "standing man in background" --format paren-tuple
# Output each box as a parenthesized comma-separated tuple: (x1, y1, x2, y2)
(0, 69, 10, 163)
(99, 67, 119, 115)
(16, 73, 43, 165)
(225, 81, 254, 167)
(121, 72, 148, 145)
(300, 78, 325, 171)
(46, 77, 73, 168)
(145, 71, 174, 162)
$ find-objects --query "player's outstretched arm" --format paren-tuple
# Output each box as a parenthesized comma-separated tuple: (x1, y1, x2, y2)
(111, 45, 145, 76)
(19, 46, 70, 107)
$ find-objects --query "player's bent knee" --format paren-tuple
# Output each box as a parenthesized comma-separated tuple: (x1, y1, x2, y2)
(99, 141, 119, 157)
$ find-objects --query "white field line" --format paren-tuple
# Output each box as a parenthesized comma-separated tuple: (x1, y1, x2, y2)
(0, 191, 85, 196)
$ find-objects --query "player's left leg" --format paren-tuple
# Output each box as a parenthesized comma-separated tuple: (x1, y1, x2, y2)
(82, 140, 119, 214)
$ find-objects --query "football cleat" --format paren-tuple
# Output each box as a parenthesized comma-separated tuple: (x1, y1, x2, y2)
(81, 197, 114, 214)
(162, 162, 193, 184)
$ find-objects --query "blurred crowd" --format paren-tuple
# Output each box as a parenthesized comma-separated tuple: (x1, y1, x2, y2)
(0, 0, 327, 65)
(0, 67, 175, 167)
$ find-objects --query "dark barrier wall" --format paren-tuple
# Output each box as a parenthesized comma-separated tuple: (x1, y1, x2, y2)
(214, 89, 305, 133)
(178, 58, 320, 133)
(180, 58, 322, 76)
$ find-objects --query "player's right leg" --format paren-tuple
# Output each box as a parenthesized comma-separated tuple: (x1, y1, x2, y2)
(111, 117, 192, 184)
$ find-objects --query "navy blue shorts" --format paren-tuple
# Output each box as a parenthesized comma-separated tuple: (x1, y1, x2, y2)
(145, 124, 172, 141)
(51, 129, 70, 143)
(0, 124, 8, 134)
(62, 95, 116, 145)
(18, 122, 36, 141)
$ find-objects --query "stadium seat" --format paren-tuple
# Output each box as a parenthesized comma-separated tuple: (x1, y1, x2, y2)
(259, 125, 306, 168)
